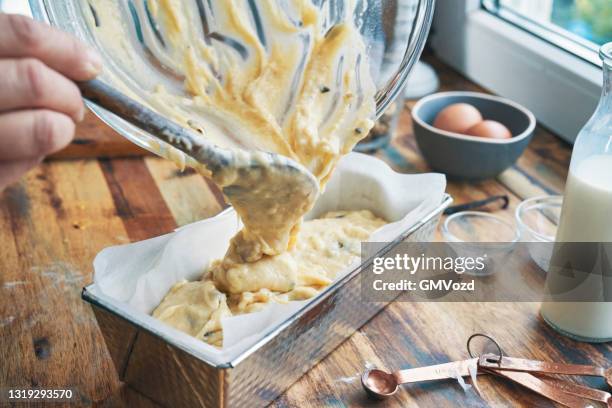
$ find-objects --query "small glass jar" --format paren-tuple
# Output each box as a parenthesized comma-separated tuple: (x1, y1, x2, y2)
(515, 195, 562, 271)
(441, 211, 519, 276)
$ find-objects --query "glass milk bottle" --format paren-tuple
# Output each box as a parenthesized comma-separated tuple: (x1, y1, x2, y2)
(541, 42, 612, 342)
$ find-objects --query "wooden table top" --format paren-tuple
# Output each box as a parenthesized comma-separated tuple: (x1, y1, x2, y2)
(1, 56, 610, 408)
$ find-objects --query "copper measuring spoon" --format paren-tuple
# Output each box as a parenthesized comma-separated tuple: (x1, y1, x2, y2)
(361, 355, 611, 404)
(363, 334, 610, 405)
(361, 359, 609, 407)
(361, 359, 479, 399)
(544, 377, 612, 407)
(478, 354, 612, 388)
(479, 354, 612, 407)
(468, 334, 611, 406)
(483, 367, 604, 408)
(361, 333, 502, 399)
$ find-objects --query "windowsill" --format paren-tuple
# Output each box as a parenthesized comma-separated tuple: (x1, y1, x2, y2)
(431, 8, 602, 143)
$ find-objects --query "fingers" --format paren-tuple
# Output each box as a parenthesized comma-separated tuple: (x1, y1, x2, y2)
(0, 13, 102, 81)
(0, 14, 95, 191)
(0, 110, 75, 160)
(0, 58, 85, 122)
(0, 157, 42, 191)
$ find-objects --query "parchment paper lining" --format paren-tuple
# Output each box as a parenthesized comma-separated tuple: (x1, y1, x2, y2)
(90, 153, 446, 365)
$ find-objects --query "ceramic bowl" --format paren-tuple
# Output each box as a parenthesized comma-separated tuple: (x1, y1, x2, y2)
(412, 91, 536, 180)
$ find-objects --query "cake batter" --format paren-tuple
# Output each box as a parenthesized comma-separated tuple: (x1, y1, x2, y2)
(87, 0, 381, 346)
(153, 210, 386, 346)
(87, 0, 377, 262)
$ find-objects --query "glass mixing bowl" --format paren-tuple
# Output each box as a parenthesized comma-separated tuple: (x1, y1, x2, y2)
(29, 0, 434, 162)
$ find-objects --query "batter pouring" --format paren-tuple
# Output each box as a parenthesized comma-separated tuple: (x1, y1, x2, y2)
(154, 211, 386, 346)
(87, 0, 382, 346)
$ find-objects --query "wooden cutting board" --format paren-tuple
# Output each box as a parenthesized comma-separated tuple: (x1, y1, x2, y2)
(49, 112, 151, 159)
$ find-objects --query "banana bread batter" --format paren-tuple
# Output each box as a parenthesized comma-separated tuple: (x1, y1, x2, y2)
(153, 210, 385, 346)
(87, 0, 382, 346)
(88, 0, 376, 261)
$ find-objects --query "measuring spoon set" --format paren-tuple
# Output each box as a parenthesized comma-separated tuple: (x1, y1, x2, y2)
(362, 334, 611, 407)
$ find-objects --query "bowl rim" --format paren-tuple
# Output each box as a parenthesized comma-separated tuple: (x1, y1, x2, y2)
(411, 91, 536, 144)
(515, 195, 563, 242)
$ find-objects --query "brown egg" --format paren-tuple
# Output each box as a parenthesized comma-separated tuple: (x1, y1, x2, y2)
(466, 120, 512, 139)
(433, 103, 483, 134)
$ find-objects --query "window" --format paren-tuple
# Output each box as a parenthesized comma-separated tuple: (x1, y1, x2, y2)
(482, 0, 612, 66)
(431, 0, 604, 143)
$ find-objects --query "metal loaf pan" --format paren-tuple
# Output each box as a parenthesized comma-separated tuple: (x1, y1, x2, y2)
(83, 195, 452, 407)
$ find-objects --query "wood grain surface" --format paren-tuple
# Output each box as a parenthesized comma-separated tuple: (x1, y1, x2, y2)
(48, 113, 150, 160)
(1, 56, 610, 408)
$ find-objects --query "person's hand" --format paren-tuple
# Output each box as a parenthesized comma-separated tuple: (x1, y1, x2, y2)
(0, 13, 102, 191)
